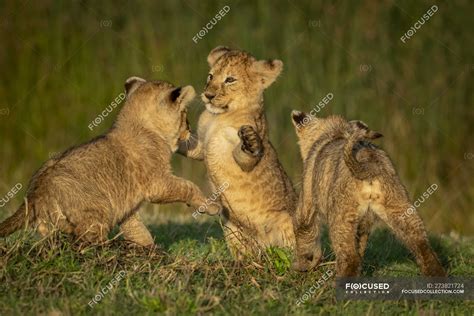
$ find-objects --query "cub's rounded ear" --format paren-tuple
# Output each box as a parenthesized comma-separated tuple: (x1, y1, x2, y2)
(171, 85, 196, 108)
(251, 59, 283, 88)
(291, 110, 310, 129)
(349, 120, 383, 139)
(207, 46, 231, 67)
(125, 76, 146, 96)
(368, 131, 383, 139)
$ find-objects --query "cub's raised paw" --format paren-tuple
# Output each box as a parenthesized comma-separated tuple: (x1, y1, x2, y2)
(195, 201, 222, 216)
(205, 201, 222, 216)
(238, 125, 263, 157)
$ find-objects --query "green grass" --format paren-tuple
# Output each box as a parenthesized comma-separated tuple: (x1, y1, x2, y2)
(0, 218, 473, 315)
(0, 0, 473, 314)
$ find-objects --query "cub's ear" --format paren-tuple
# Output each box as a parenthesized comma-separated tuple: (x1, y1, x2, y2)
(207, 46, 231, 67)
(251, 59, 283, 89)
(367, 130, 383, 139)
(349, 120, 369, 131)
(349, 120, 383, 139)
(291, 110, 310, 130)
(171, 85, 196, 109)
(125, 76, 146, 96)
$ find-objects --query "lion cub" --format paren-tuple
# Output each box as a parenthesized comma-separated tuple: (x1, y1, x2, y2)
(0, 77, 220, 246)
(290, 111, 445, 277)
(179, 46, 297, 257)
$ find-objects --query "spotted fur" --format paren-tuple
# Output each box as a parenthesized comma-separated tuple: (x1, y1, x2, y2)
(291, 111, 445, 277)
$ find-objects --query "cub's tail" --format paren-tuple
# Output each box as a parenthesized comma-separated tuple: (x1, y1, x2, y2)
(344, 121, 383, 180)
(0, 202, 32, 237)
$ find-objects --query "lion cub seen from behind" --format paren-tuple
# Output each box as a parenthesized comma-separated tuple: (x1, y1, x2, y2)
(0, 77, 220, 246)
(291, 111, 446, 277)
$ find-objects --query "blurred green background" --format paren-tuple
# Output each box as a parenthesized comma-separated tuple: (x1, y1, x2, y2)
(0, 0, 472, 234)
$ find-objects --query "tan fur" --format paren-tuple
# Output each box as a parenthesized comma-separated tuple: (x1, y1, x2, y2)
(0, 77, 220, 246)
(179, 47, 296, 257)
(290, 111, 446, 277)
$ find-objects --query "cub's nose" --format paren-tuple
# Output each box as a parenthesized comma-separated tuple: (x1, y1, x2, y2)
(204, 93, 215, 101)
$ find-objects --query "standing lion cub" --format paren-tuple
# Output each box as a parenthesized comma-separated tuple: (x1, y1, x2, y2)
(0, 77, 220, 246)
(290, 111, 445, 277)
(179, 46, 297, 257)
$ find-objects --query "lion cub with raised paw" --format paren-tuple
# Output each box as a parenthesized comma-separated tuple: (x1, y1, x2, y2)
(290, 111, 446, 277)
(0, 77, 220, 246)
(179, 46, 297, 258)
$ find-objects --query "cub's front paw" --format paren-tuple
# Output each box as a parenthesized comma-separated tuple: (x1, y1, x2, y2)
(195, 201, 222, 216)
(292, 251, 322, 272)
(238, 125, 263, 157)
(205, 201, 222, 216)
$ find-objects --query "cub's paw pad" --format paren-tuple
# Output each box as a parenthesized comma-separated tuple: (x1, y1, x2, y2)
(238, 125, 263, 157)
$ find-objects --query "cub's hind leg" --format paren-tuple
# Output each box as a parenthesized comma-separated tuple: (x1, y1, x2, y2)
(356, 211, 375, 259)
(72, 209, 110, 245)
(120, 212, 154, 247)
(373, 201, 446, 276)
(330, 209, 362, 277)
(36, 201, 75, 237)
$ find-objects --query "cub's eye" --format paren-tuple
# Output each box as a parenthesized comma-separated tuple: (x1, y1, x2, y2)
(224, 76, 236, 84)
(207, 74, 213, 82)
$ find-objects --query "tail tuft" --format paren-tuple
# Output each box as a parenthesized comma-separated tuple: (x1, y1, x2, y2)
(344, 121, 383, 179)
